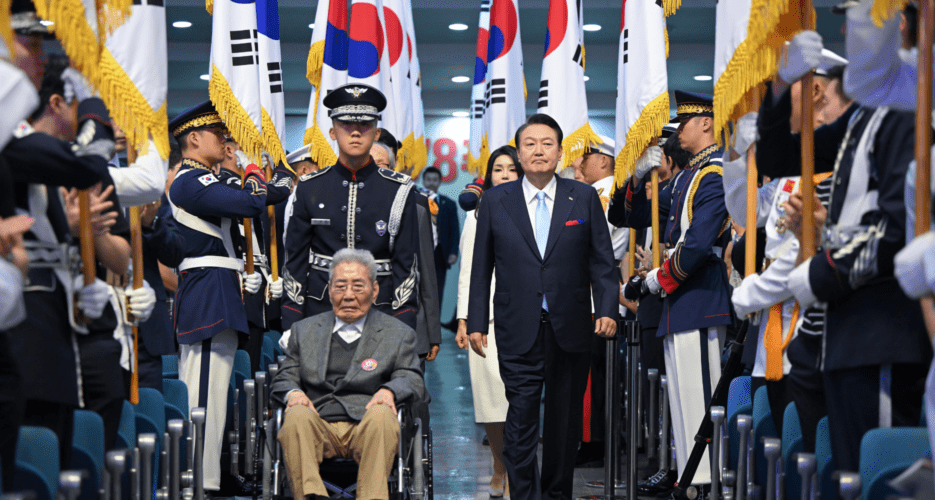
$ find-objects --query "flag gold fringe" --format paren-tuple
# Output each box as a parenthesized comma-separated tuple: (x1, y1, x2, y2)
(467, 150, 484, 176)
(411, 135, 428, 175)
(870, 0, 909, 26)
(712, 0, 809, 147)
(96, 0, 131, 42)
(663, 0, 681, 16)
(37, 0, 103, 91)
(664, 25, 669, 58)
(558, 122, 602, 171)
(261, 108, 293, 173)
(614, 91, 669, 190)
(0, 0, 13, 59)
(478, 134, 491, 179)
(209, 63, 264, 163)
(307, 40, 325, 88)
(302, 123, 338, 168)
(397, 131, 415, 174)
(206, 0, 213, 16)
(98, 46, 169, 160)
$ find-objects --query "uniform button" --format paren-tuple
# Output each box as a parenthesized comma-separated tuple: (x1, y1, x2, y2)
(340, 234, 346, 240)
(836, 178, 842, 185)
(359, 182, 365, 189)
(670, 216, 675, 221)
(342, 180, 348, 187)
(356, 235, 362, 241)
(356, 207, 362, 214)
(341, 206, 347, 212)
(541, 265, 546, 270)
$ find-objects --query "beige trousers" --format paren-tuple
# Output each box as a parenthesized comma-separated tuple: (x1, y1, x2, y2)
(278, 403, 400, 500)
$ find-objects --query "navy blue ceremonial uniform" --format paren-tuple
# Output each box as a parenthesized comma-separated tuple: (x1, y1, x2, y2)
(282, 159, 421, 331)
(169, 158, 267, 343)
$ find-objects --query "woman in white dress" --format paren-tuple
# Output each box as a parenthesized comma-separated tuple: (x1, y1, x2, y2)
(456, 145, 523, 498)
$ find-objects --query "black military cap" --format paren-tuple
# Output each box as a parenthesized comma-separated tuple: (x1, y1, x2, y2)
(658, 119, 680, 146)
(12, 0, 50, 36)
(673, 90, 714, 122)
(323, 84, 386, 123)
(169, 101, 225, 139)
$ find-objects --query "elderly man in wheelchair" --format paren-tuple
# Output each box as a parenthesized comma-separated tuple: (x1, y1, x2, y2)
(271, 248, 426, 500)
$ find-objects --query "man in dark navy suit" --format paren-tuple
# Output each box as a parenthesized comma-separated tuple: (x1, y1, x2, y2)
(467, 114, 619, 500)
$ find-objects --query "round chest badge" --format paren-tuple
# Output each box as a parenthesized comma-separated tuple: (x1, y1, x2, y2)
(361, 358, 378, 371)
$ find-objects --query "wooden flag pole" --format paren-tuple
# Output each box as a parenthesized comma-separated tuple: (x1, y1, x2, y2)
(745, 143, 759, 277)
(266, 161, 279, 282)
(243, 157, 255, 278)
(127, 148, 142, 405)
(628, 228, 637, 280)
(916, 0, 934, 339)
(651, 169, 661, 268)
(75, 190, 96, 326)
(799, 0, 817, 259)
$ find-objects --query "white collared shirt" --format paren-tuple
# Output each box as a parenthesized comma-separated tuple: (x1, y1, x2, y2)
(522, 175, 557, 241)
(333, 313, 367, 344)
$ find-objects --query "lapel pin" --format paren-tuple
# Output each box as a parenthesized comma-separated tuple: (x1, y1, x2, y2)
(568, 196, 573, 200)
(361, 358, 378, 371)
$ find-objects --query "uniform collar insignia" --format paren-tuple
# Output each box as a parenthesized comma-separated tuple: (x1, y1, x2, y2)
(345, 87, 368, 98)
(687, 144, 720, 171)
(182, 158, 211, 171)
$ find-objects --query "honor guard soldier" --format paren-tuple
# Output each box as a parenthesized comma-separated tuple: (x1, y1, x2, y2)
(282, 84, 421, 333)
(167, 101, 267, 493)
(624, 91, 732, 493)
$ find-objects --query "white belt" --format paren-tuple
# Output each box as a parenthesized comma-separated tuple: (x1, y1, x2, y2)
(178, 256, 244, 273)
(665, 246, 723, 259)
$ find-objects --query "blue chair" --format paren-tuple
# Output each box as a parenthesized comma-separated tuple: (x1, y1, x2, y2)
(261, 336, 275, 371)
(116, 400, 136, 450)
(234, 350, 251, 379)
(162, 354, 179, 379)
(265, 331, 282, 356)
(134, 388, 166, 498)
(727, 376, 752, 471)
(12, 426, 59, 500)
(816, 417, 835, 500)
(752, 386, 777, 487)
(781, 403, 804, 499)
(860, 427, 930, 500)
(70, 410, 104, 500)
(163, 379, 189, 420)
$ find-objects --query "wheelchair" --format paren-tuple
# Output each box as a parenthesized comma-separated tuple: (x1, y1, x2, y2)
(224, 361, 433, 500)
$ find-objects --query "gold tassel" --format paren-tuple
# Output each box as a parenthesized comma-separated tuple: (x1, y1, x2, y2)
(411, 135, 428, 175)
(261, 108, 293, 173)
(614, 91, 670, 191)
(98, 46, 170, 160)
(302, 123, 338, 168)
(397, 131, 415, 174)
(206, 0, 212, 16)
(663, 0, 681, 17)
(664, 25, 669, 59)
(209, 63, 264, 164)
(0, 0, 13, 59)
(42, 0, 104, 91)
(558, 122, 603, 171)
(96, 0, 131, 42)
(466, 150, 483, 176)
(478, 134, 491, 179)
(307, 40, 325, 88)
(870, 0, 909, 27)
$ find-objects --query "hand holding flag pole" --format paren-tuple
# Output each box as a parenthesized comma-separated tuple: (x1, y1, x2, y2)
(915, 0, 934, 339)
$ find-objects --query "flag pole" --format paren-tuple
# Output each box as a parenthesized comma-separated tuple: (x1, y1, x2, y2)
(628, 229, 637, 280)
(75, 191, 96, 325)
(266, 161, 278, 282)
(916, 0, 934, 339)
(651, 169, 661, 268)
(745, 144, 758, 277)
(799, 0, 816, 259)
(243, 160, 255, 279)
(126, 147, 142, 404)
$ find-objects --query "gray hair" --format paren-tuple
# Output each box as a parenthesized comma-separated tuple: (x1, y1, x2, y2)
(329, 248, 378, 283)
(372, 141, 396, 170)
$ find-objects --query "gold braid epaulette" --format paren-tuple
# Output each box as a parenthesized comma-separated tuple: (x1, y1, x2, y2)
(181, 158, 211, 172)
(686, 166, 723, 225)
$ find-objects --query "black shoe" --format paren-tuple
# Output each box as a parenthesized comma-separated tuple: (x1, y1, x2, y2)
(482, 434, 490, 446)
(637, 469, 678, 495)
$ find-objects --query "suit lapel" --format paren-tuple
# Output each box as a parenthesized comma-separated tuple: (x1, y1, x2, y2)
(341, 313, 383, 386)
(502, 183, 541, 260)
(544, 179, 574, 261)
(315, 313, 335, 388)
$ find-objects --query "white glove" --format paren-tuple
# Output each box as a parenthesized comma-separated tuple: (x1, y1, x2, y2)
(778, 31, 824, 84)
(634, 146, 662, 181)
(125, 280, 156, 323)
(75, 277, 110, 319)
(234, 150, 251, 170)
(268, 277, 283, 300)
(644, 268, 663, 295)
(279, 329, 291, 351)
(733, 112, 759, 155)
(242, 271, 262, 295)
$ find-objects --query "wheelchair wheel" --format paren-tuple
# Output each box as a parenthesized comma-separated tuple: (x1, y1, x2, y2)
(410, 418, 425, 499)
(426, 426, 433, 500)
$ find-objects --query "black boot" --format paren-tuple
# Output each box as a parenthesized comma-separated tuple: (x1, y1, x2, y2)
(637, 468, 678, 495)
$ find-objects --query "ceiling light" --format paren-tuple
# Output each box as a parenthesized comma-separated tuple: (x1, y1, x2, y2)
(583, 76, 590, 81)
(583, 24, 601, 31)
(172, 20, 192, 28)
(452, 111, 470, 117)
(694, 75, 713, 81)
(308, 23, 316, 29)
(449, 23, 468, 31)
(39, 20, 53, 26)
(200, 74, 210, 81)
(451, 76, 470, 83)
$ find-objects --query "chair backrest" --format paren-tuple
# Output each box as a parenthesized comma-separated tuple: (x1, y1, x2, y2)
(727, 376, 752, 421)
(70, 410, 104, 500)
(13, 426, 59, 500)
(262, 336, 275, 365)
(162, 379, 189, 420)
(860, 427, 930, 500)
(752, 385, 777, 487)
(116, 400, 136, 450)
(781, 402, 804, 500)
(234, 350, 251, 380)
(135, 388, 166, 439)
(728, 402, 753, 472)
(816, 416, 835, 500)
(162, 354, 179, 379)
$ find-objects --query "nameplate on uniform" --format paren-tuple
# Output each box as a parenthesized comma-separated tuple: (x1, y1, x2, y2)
(198, 173, 218, 186)
(310, 218, 330, 226)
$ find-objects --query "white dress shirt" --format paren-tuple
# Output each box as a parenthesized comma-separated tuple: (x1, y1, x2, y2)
(333, 313, 367, 344)
(522, 175, 557, 242)
(108, 140, 169, 207)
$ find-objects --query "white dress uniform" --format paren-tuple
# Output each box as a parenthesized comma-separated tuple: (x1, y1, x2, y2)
(107, 139, 168, 207)
(456, 209, 509, 423)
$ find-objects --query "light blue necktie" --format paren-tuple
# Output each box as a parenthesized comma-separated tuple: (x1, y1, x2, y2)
(535, 191, 550, 311)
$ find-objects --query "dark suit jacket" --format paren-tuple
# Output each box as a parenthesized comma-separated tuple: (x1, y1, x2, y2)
(413, 193, 441, 354)
(139, 195, 185, 355)
(436, 194, 460, 264)
(467, 177, 618, 355)
(270, 310, 426, 421)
